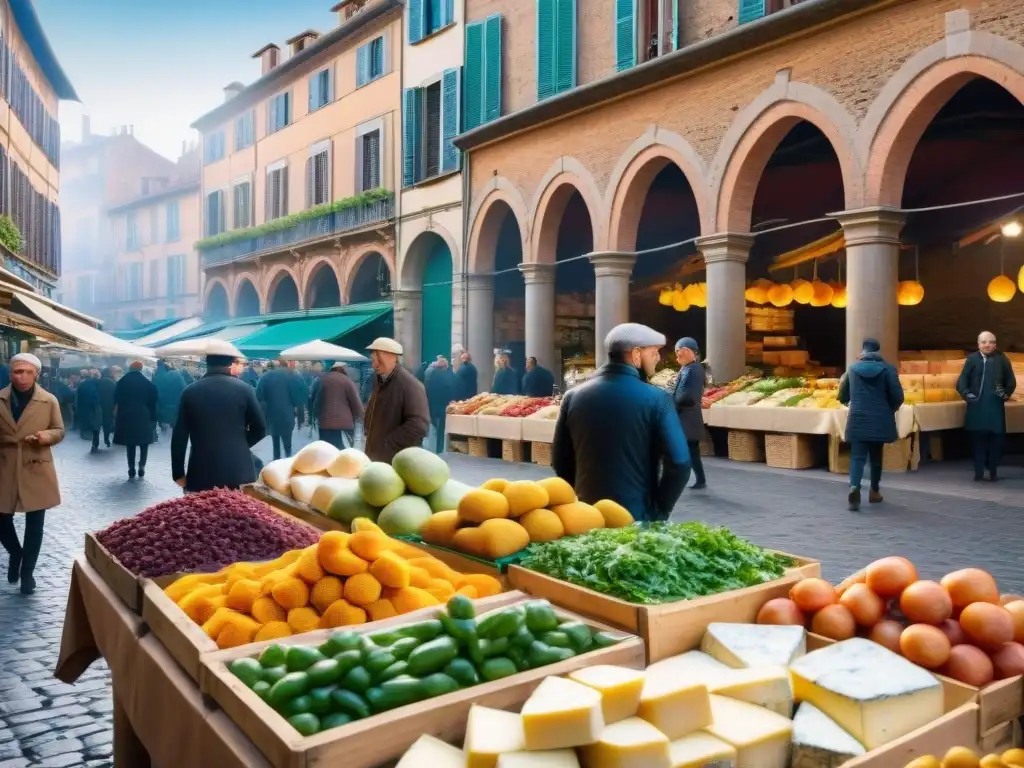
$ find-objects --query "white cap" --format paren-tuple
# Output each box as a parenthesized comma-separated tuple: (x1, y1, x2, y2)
(10, 352, 42, 370)
(366, 337, 403, 355)
(605, 323, 666, 354)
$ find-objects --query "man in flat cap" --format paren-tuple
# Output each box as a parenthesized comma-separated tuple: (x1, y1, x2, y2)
(552, 323, 691, 522)
(363, 338, 429, 462)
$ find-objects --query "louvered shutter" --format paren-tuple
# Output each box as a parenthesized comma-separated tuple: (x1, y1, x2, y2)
(429, 0, 441, 33)
(408, 0, 424, 43)
(363, 131, 381, 190)
(424, 83, 441, 177)
(673, 4, 679, 51)
(267, 97, 278, 133)
(536, 0, 555, 100)
(217, 190, 225, 233)
(615, 0, 635, 71)
(463, 23, 483, 131)
(357, 45, 370, 87)
(402, 88, 420, 187)
(738, 0, 766, 24)
(305, 157, 314, 208)
(372, 36, 385, 77)
(441, 68, 461, 173)
(555, 0, 576, 93)
(442, 0, 454, 26)
(484, 15, 502, 122)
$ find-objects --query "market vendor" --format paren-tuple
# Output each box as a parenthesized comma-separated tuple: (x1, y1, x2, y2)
(673, 337, 707, 490)
(522, 356, 556, 397)
(491, 350, 519, 395)
(957, 330, 1016, 482)
(552, 323, 691, 522)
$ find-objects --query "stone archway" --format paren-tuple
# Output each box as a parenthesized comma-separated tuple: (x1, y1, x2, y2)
(529, 158, 606, 264)
(304, 258, 342, 309)
(266, 266, 302, 313)
(234, 278, 261, 318)
(345, 249, 393, 304)
(467, 177, 531, 273)
(204, 279, 230, 319)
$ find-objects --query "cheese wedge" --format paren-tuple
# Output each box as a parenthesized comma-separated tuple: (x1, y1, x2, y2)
(464, 705, 526, 768)
(703, 666, 793, 717)
(791, 702, 866, 768)
(703, 694, 793, 768)
(701, 623, 806, 669)
(397, 734, 465, 768)
(637, 676, 711, 740)
(668, 732, 736, 768)
(578, 717, 671, 768)
(645, 651, 732, 686)
(497, 751, 581, 768)
(788, 638, 942, 750)
(521, 676, 605, 751)
(568, 666, 646, 724)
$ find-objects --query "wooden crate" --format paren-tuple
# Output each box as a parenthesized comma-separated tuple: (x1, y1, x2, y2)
(199, 594, 644, 768)
(475, 415, 522, 440)
(448, 437, 470, 455)
(467, 436, 488, 457)
(444, 413, 476, 437)
(530, 442, 552, 466)
(404, 540, 510, 586)
(764, 432, 820, 469)
(727, 429, 764, 462)
(242, 485, 345, 533)
(501, 439, 527, 463)
(84, 532, 143, 613)
(141, 578, 218, 683)
(980, 717, 1023, 754)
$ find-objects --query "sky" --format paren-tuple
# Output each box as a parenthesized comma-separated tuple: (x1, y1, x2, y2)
(36, 0, 336, 161)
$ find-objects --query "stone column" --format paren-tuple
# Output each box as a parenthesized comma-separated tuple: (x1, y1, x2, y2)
(831, 207, 905, 365)
(588, 252, 636, 367)
(465, 273, 494, 392)
(696, 233, 753, 383)
(520, 263, 557, 372)
(391, 289, 422, 370)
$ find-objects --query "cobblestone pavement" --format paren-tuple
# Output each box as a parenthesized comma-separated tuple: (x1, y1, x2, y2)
(1, 428, 1023, 765)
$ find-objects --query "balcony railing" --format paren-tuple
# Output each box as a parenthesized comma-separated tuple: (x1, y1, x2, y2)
(201, 196, 394, 267)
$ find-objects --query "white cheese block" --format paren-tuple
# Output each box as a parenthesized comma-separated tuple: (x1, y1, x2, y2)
(701, 623, 806, 669)
(637, 676, 711, 741)
(668, 732, 737, 768)
(645, 651, 732, 686)
(464, 705, 526, 768)
(703, 694, 793, 768)
(397, 734, 465, 768)
(791, 702, 866, 768)
(788, 638, 942, 750)
(521, 676, 605, 751)
(568, 666, 647, 724)
(497, 751, 581, 768)
(703, 666, 793, 717)
(579, 717, 671, 768)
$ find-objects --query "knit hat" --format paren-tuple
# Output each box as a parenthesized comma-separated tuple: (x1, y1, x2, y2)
(10, 352, 41, 370)
(675, 337, 700, 354)
(862, 338, 881, 353)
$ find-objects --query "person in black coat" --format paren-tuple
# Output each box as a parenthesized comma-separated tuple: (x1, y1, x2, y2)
(113, 362, 158, 479)
(957, 331, 1017, 482)
(838, 338, 904, 511)
(491, 351, 519, 395)
(76, 370, 102, 452)
(455, 351, 478, 400)
(257, 363, 307, 459)
(521, 356, 555, 397)
(97, 368, 117, 448)
(172, 353, 267, 493)
(425, 357, 458, 453)
(672, 337, 707, 489)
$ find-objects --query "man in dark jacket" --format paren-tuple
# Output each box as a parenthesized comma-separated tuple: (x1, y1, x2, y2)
(521, 357, 556, 397)
(113, 361, 158, 479)
(957, 330, 1016, 482)
(240, 364, 259, 388)
(491, 351, 519, 395)
(425, 356, 458, 453)
(172, 349, 267, 493)
(455, 351, 478, 400)
(552, 323, 690, 522)
(153, 360, 186, 431)
(76, 370, 102, 452)
(838, 338, 904, 511)
(257, 362, 308, 459)
(672, 337, 707, 489)
(97, 368, 117, 448)
(314, 362, 364, 449)
(364, 338, 430, 462)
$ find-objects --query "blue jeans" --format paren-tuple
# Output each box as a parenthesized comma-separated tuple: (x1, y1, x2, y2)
(849, 441, 883, 491)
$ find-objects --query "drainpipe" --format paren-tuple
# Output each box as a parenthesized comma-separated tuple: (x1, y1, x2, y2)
(459, 0, 470, 354)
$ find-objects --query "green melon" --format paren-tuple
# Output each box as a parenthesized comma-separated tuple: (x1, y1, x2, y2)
(357, 462, 406, 507)
(324, 481, 380, 525)
(391, 447, 451, 496)
(425, 479, 474, 514)
(377, 495, 434, 536)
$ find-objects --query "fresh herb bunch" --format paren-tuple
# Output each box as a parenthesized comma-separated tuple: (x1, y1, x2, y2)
(520, 522, 793, 605)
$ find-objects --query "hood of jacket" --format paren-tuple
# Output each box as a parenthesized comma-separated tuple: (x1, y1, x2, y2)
(851, 354, 889, 379)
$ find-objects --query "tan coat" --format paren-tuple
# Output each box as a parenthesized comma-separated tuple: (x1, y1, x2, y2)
(0, 385, 65, 514)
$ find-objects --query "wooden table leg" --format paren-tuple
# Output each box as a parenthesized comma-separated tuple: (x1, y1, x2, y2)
(113, 689, 151, 768)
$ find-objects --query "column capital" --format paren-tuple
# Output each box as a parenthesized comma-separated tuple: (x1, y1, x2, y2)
(519, 262, 556, 284)
(696, 232, 754, 265)
(391, 289, 422, 304)
(588, 251, 636, 278)
(466, 273, 494, 291)
(829, 206, 905, 247)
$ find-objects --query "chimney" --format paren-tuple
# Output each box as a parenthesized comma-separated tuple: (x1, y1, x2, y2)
(223, 81, 245, 103)
(252, 44, 281, 76)
(286, 30, 320, 56)
(331, 0, 368, 23)
(81, 115, 91, 139)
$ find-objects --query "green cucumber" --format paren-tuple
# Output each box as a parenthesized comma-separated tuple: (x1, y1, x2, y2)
(541, 631, 572, 648)
(439, 614, 477, 645)
(307, 686, 336, 715)
(419, 673, 460, 698)
(252, 680, 271, 700)
(524, 601, 559, 633)
(478, 637, 510, 658)
(371, 619, 444, 645)
(406, 636, 460, 676)
(262, 665, 288, 685)
(365, 650, 397, 678)
(340, 666, 372, 694)
(507, 646, 529, 672)
(389, 637, 421, 660)
(480, 657, 518, 682)
(377, 661, 409, 682)
(286, 713, 320, 737)
(286, 646, 326, 672)
(268, 671, 310, 710)
(509, 626, 535, 650)
(559, 621, 594, 653)
(367, 676, 425, 712)
(331, 650, 364, 676)
(443, 658, 480, 688)
(281, 695, 313, 717)
(319, 630, 361, 658)
(320, 712, 352, 730)
(330, 689, 371, 720)
(306, 659, 343, 688)
(476, 607, 525, 640)
(229, 658, 264, 689)
(592, 630, 629, 648)
(527, 640, 575, 668)
(258, 645, 287, 669)
(447, 594, 476, 620)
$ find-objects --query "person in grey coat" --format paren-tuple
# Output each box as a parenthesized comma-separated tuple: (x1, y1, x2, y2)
(838, 338, 904, 511)
(672, 337, 707, 489)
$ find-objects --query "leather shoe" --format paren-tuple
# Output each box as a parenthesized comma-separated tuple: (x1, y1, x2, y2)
(7, 552, 21, 584)
(848, 487, 861, 512)
(20, 573, 35, 595)
(869, 490, 883, 504)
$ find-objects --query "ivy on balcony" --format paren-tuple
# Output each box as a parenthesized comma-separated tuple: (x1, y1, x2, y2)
(0, 215, 24, 254)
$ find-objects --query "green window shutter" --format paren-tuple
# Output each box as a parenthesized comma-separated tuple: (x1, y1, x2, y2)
(428, 0, 441, 34)
(484, 14, 502, 122)
(408, 0, 424, 43)
(536, 0, 555, 100)
(673, 5, 679, 51)
(464, 22, 484, 131)
(615, 0, 634, 72)
(554, 0, 576, 94)
(441, 67, 461, 173)
(738, 0, 766, 24)
(442, 0, 454, 27)
(356, 44, 370, 87)
(372, 36, 385, 77)
(402, 88, 420, 186)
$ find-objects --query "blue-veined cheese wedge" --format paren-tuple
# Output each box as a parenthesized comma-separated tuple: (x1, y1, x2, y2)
(701, 623, 806, 668)
(703, 665, 793, 717)
(791, 701, 867, 768)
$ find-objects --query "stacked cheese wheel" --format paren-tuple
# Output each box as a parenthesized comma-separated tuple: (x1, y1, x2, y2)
(756, 556, 1024, 686)
(906, 746, 1024, 767)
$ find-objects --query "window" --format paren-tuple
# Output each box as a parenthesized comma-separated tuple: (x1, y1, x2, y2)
(356, 35, 387, 87)
(149, 207, 159, 246)
(463, 15, 502, 131)
(267, 92, 291, 134)
(125, 212, 139, 250)
(149, 259, 160, 298)
(167, 254, 185, 298)
(402, 68, 460, 187)
(266, 163, 289, 220)
(235, 111, 255, 150)
(165, 200, 180, 242)
(739, 0, 765, 23)
(306, 141, 331, 208)
(0, 31, 61, 167)
(408, 0, 454, 43)
(309, 68, 332, 111)
(205, 190, 225, 236)
(615, 0, 677, 70)
(233, 179, 253, 228)
(357, 129, 381, 192)
(536, 0, 576, 100)
(124, 262, 143, 301)
(203, 130, 226, 164)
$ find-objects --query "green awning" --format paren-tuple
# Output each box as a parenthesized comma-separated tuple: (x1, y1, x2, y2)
(234, 305, 390, 357)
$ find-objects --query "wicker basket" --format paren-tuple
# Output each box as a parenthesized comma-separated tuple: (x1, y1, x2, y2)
(448, 438, 470, 455)
(468, 436, 488, 458)
(727, 430, 764, 462)
(502, 439, 527, 463)
(883, 437, 913, 472)
(531, 442, 552, 467)
(765, 433, 818, 469)
(699, 435, 715, 457)
(828, 436, 851, 474)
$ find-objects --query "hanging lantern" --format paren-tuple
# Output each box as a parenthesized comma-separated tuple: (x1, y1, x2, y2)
(688, 282, 707, 308)
(897, 280, 924, 306)
(767, 282, 793, 307)
(988, 274, 1016, 303)
(683, 283, 703, 307)
(658, 288, 673, 306)
(809, 279, 834, 307)
(1017, 263, 1024, 293)
(791, 279, 813, 304)
(672, 290, 690, 311)
(745, 278, 772, 305)
(830, 284, 847, 309)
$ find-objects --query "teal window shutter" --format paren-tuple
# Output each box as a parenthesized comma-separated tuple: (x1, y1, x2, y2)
(442, 0, 455, 27)
(441, 67, 461, 173)
(372, 36, 385, 77)
(464, 22, 484, 131)
(428, 0, 441, 34)
(536, 0, 555, 100)
(356, 44, 370, 87)
(673, 5, 679, 51)
(554, 0, 576, 94)
(408, 0, 424, 42)
(615, 0, 634, 72)
(484, 15, 502, 122)
(402, 88, 420, 186)
(738, 0, 766, 24)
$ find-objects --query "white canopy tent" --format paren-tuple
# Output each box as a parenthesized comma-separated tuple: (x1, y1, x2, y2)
(16, 294, 156, 359)
(152, 338, 245, 359)
(279, 339, 368, 362)
(134, 316, 204, 347)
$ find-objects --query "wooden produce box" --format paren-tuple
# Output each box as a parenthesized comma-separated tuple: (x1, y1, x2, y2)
(764, 432, 821, 469)
(404, 540, 510, 586)
(521, 417, 556, 444)
(84, 531, 144, 613)
(980, 717, 1023, 754)
(242, 485, 346, 533)
(501, 439, 528, 463)
(141, 577, 218, 683)
(445, 413, 477, 437)
(199, 592, 644, 768)
(475, 415, 523, 441)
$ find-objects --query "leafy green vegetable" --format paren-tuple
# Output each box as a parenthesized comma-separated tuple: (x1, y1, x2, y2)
(783, 392, 812, 407)
(749, 377, 806, 395)
(519, 523, 793, 605)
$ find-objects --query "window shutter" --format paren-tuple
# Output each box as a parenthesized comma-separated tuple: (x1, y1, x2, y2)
(442, 0, 454, 26)
(357, 44, 369, 87)
(402, 88, 420, 186)
(484, 15, 502, 122)
(463, 22, 484, 131)
(441, 67, 461, 173)
(217, 190, 225, 233)
(372, 36, 385, 77)
(738, 0, 766, 24)
(282, 93, 290, 126)
(408, 0, 424, 43)
(555, 0, 576, 93)
(536, 0, 555, 100)
(305, 157, 314, 208)
(673, 3, 680, 51)
(615, 0, 635, 71)
(268, 97, 277, 133)
(429, 0, 442, 32)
